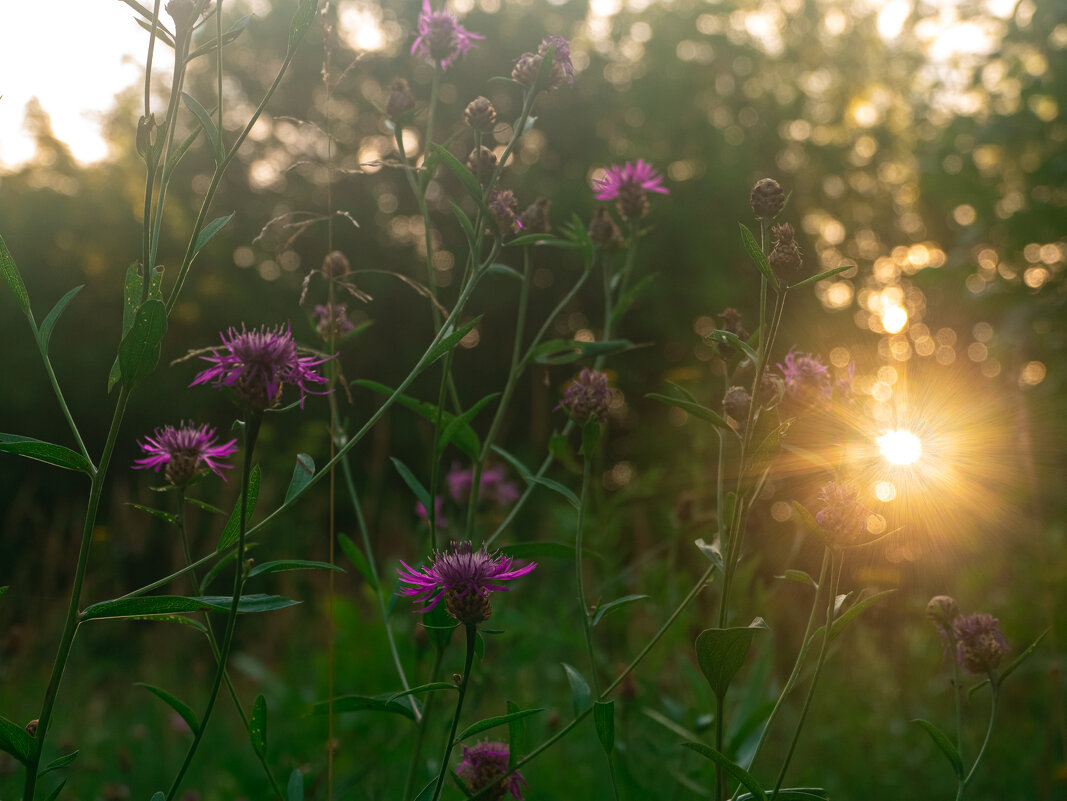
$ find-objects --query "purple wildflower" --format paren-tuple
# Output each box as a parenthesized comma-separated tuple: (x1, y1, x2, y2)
(191, 324, 331, 412)
(954, 613, 1009, 674)
(415, 496, 447, 529)
(561, 368, 613, 425)
(814, 480, 869, 545)
(456, 740, 527, 799)
(778, 350, 832, 408)
(445, 462, 520, 507)
(411, 0, 483, 71)
(397, 540, 536, 624)
(313, 303, 355, 341)
(593, 160, 668, 221)
(512, 36, 574, 92)
(133, 423, 238, 486)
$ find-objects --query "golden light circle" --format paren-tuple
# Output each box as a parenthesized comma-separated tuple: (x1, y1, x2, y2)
(881, 305, 909, 334)
(877, 430, 922, 465)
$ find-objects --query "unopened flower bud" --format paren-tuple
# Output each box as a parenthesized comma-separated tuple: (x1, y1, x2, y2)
(723, 386, 751, 423)
(511, 52, 542, 88)
(322, 250, 351, 278)
(25, 719, 38, 737)
(588, 207, 622, 250)
(953, 613, 1009, 675)
(750, 178, 785, 220)
(463, 96, 497, 132)
(926, 595, 960, 633)
(451, 673, 464, 685)
(467, 146, 497, 183)
(487, 189, 518, 235)
(716, 307, 749, 358)
(561, 369, 613, 424)
(165, 0, 196, 34)
(757, 373, 784, 408)
(136, 114, 157, 158)
(518, 197, 551, 234)
(385, 78, 416, 123)
(769, 223, 803, 275)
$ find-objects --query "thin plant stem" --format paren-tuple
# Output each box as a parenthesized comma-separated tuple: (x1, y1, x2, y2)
(961, 679, 1000, 790)
(26, 318, 93, 467)
(165, 413, 262, 801)
(404, 646, 445, 800)
(770, 549, 843, 799)
(715, 692, 726, 801)
(575, 448, 600, 693)
(952, 643, 964, 763)
(430, 624, 478, 801)
(23, 387, 130, 801)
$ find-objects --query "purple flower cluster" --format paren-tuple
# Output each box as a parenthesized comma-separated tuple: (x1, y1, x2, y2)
(778, 350, 832, 408)
(954, 613, 1009, 675)
(133, 423, 238, 486)
(814, 480, 870, 545)
(512, 35, 575, 92)
(191, 324, 331, 411)
(593, 160, 668, 220)
(397, 540, 536, 624)
(561, 368, 613, 424)
(411, 0, 483, 70)
(415, 463, 520, 527)
(456, 740, 526, 799)
(313, 303, 355, 341)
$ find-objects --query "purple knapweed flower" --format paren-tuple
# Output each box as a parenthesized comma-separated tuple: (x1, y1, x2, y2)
(313, 303, 355, 341)
(560, 368, 613, 425)
(778, 350, 832, 409)
(445, 462, 520, 508)
(397, 540, 536, 625)
(415, 496, 448, 529)
(593, 160, 669, 221)
(954, 613, 1009, 674)
(133, 422, 238, 486)
(512, 35, 574, 92)
(814, 480, 869, 545)
(191, 324, 331, 412)
(411, 0, 483, 71)
(456, 740, 527, 799)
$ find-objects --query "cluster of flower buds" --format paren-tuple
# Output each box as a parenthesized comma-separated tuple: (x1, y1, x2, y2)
(561, 369, 614, 425)
(926, 596, 1010, 676)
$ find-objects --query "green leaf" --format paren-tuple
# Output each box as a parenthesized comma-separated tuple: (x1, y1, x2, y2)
(610, 273, 657, 329)
(694, 618, 768, 698)
(491, 445, 580, 508)
(192, 213, 235, 257)
(528, 338, 639, 366)
(135, 683, 200, 734)
(779, 569, 817, 588)
(562, 663, 591, 717)
(436, 393, 498, 458)
(790, 501, 832, 548)
(385, 682, 457, 705)
(739, 222, 778, 291)
(507, 700, 525, 770)
(694, 538, 724, 573)
(391, 457, 431, 510)
(646, 393, 730, 430)
(123, 614, 207, 633)
(591, 595, 649, 627)
(789, 264, 853, 290)
(566, 213, 595, 269)
(247, 560, 343, 579)
(457, 707, 544, 742)
(181, 93, 224, 163)
(506, 233, 557, 247)
(312, 694, 416, 720)
(185, 497, 225, 515)
(81, 594, 299, 621)
(911, 719, 963, 778)
(108, 263, 164, 392)
(37, 285, 83, 353)
(250, 695, 267, 757)
(162, 124, 201, 182)
(338, 534, 379, 591)
(0, 233, 31, 316)
(127, 503, 179, 525)
(287, 0, 318, 55)
(187, 14, 253, 60)
(287, 768, 304, 801)
(284, 453, 316, 505)
(431, 144, 489, 212)
(581, 420, 601, 457)
(217, 464, 261, 552)
(498, 542, 576, 560)
(736, 791, 828, 801)
(133, 14, 176, 47)
(425, 316, 483, 366)
(450, 201, 476, 248)
(594, 700, 615, 753)
(0, 433, 92, 475)
(705, 329, 759, 364)
(487, 262, 524, 280)
(42, 779, 67, 801)
(119, 299, 167, 388)
(681, 741, 766, 801)
(0, 713, 33, 764)
(804, 589, 896, 653)
(353, 380, 480, 458)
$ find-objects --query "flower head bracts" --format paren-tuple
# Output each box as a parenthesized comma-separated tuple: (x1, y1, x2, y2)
(191, 324, 331, 412)
(561, 368, 613, 424)
(512, 35, 575, 92)
(133, 423, 238, 486)
(954, 613, 1009, 674)
(412, 0, 483, 70)
(456, 740, 527, 799)
(396, 541, 536, 624)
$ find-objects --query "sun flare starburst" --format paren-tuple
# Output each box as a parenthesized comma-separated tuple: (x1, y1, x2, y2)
(877, 429, 922, 465)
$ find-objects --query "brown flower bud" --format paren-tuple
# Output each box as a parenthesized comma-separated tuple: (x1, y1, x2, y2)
(385, 78, 416, 122)
(926, 595, 960, 633)
(467, 146, 497, 182)
(25, 719, 38, 737)
(588, 207, 622, 249)
(165, 0, 196, 34)
(616, 183, 650, 222)
(463, 96, 497, 132)
(769, 223, 802, 275)
(511, 52, 543, 88)
(487, 189, 519, 235)
(750, 178, 785, 220)
(322, 250, 351, 278)
(518, 197, 551, 234)
(723, 385, 752, 423)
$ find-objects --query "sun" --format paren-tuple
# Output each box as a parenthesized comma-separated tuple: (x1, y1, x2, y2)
(877, 429, 922, 466)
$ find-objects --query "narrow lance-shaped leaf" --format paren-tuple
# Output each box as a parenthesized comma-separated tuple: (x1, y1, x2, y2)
(646, 392, 730, 431)
(391, 457, 432, 510)
(562, 663, 591, 717)
(287, 0, 318, 55)
(594, 700, 615, 753)
(0, 232, 31, 316)
(789, 264, 853, 290)
(80, 594, 300, 621)
(739, 222, 778, 291)
(284, 453, 315, 504)
(119, 299, 167, 388)
(353, 380, 480, 458)
(911, 719, 963, 778)
(0, 434, 92, 475)
(250, 695, 267, 757)
(288, 769, 304, 801)
(681, 742, 766, 801)
(0, 713, 34, 764)
(457, 707, 544, 742)
(135, 683, 200, 734)
(311, 694, 416, 720)
(338, 534, 379, 591)
(246, 560, 343, 579)
(591, 595, 649, 627)
(424, 316, 482, 366)
(192, 213, 235, 258)
(37, 285, 84, 354)
(435, 393, 499, 458)
(108, 264, 164, 392)
(217, 464, 261, 552)
(507, 700, 525, 770)
(181, 93, 224, 163)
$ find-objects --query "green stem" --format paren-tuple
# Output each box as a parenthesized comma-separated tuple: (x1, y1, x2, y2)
(165, 413, 262, 801)
(430, 624, 477, 801)
(715, 692, 726, 801)
(952, 641, 964, 764)
(23, 387, 130, 801)
(576, 449, 600, 694)
(404, 647, 445, 800)
(962, 679, 1000, 789)
(27, 319, 93, 468)
(771, 549, 842, 799)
